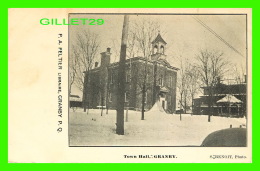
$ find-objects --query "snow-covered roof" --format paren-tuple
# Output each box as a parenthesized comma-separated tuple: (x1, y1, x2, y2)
(160, 86, 169, 93)
(70, 95, 80, 98)
(70, 95, 82, 102)
(217, 94, 242, 103)
(105, 57, 179, 71)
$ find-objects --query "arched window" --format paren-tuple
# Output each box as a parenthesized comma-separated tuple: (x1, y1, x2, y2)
(160, 45, 164, 54)
(153, 45, 158, 54)
(159, 75, 163, 86)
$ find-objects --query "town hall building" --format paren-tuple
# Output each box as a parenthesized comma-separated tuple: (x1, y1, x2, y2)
(82, 34, 179, 113)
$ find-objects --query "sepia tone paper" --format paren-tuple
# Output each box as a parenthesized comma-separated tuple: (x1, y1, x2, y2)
(8, 8, 252, 163)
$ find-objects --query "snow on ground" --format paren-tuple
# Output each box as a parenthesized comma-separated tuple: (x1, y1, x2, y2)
(69, 108, 246, 146)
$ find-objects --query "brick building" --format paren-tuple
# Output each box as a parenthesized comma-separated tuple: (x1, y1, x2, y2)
(83, 34, 178, 113)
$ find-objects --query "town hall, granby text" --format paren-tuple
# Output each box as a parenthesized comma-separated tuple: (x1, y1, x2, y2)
(82, 33, 179, 113)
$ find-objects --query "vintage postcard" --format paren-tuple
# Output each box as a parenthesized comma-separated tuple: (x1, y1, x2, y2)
(8, 8, 252, 163)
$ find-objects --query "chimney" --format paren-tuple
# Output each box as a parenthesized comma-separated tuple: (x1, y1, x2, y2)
(217, 77, 221, 84)
(95, 62, 99, 68)
(100, 47, 111, 67)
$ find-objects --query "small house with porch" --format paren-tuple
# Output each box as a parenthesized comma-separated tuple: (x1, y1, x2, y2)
(193, 82, 246, 117)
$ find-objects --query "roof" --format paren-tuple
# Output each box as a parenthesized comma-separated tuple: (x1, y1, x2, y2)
(90, 56, 179, 71)
(157, 58, 172, 68)
(201, 83, 246, 89)
(201, 83, 225, 89)
(70, 95, 80, 98)
(69, 95, 82, 102)
(217, 94, 242, 103)
(160, 86, 169, 93)
(152, 33, 167, 45)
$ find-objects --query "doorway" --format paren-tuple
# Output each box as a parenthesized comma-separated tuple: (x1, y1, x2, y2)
(162, 100, 165, 110)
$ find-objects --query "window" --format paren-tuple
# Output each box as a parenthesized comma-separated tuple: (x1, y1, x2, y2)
(110, 72, 114, 84)
(126, 70, 130, 83)
(169, 95, 171, 103)
(125, 92, 129, 103)
(108, 92, 112, 102)
(159, 75, 163, 86)
(169, 76, 172, 87)
(160, 45, 164, 54)
(153, 45, 158, 54)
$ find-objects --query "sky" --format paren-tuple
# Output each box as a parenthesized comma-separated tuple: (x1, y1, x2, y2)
(69, 14, 247, 97)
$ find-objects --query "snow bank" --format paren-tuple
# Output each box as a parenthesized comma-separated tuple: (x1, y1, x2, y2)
(147, 100, 166, 114)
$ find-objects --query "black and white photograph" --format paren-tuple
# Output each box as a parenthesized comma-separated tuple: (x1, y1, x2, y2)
(68, 13, 248, 147)
(8, 8, 252, 163)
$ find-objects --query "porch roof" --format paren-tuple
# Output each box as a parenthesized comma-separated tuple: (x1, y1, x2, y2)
(160, 86, 169, 93)
(217, 94, 242, 104)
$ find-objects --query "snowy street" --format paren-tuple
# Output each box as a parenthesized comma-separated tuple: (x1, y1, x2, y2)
(69, 109, 246, 146)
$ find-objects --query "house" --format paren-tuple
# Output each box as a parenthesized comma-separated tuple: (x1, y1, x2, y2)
(82, 34, 178, 113)
(69, 95, 82, 108)
(193, 81, 247, 117)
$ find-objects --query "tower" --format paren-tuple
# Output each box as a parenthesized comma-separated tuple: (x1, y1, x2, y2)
(151, 33, 174, 112)
(151, 33, 167, 61)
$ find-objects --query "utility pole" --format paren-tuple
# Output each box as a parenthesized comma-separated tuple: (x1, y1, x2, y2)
(116, 15, 129, 135)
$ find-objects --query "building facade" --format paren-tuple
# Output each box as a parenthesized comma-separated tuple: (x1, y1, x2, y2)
(193, 81, 247, 117)
(83, 34, 178, 113)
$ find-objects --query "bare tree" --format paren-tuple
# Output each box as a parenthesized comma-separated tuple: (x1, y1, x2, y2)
(69, 46, 79, 95)
(233, 64, 246, 84)
(232, 64, 246, 118)
(177, 57, 190, 120)
(72, 30, 100, 112)
(186, 64, 201, 114)
(195, 49, 229, 122)
(177, 56, 201, 119)
(99, 76, 107, 116)
(129, 18, 160, 120)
